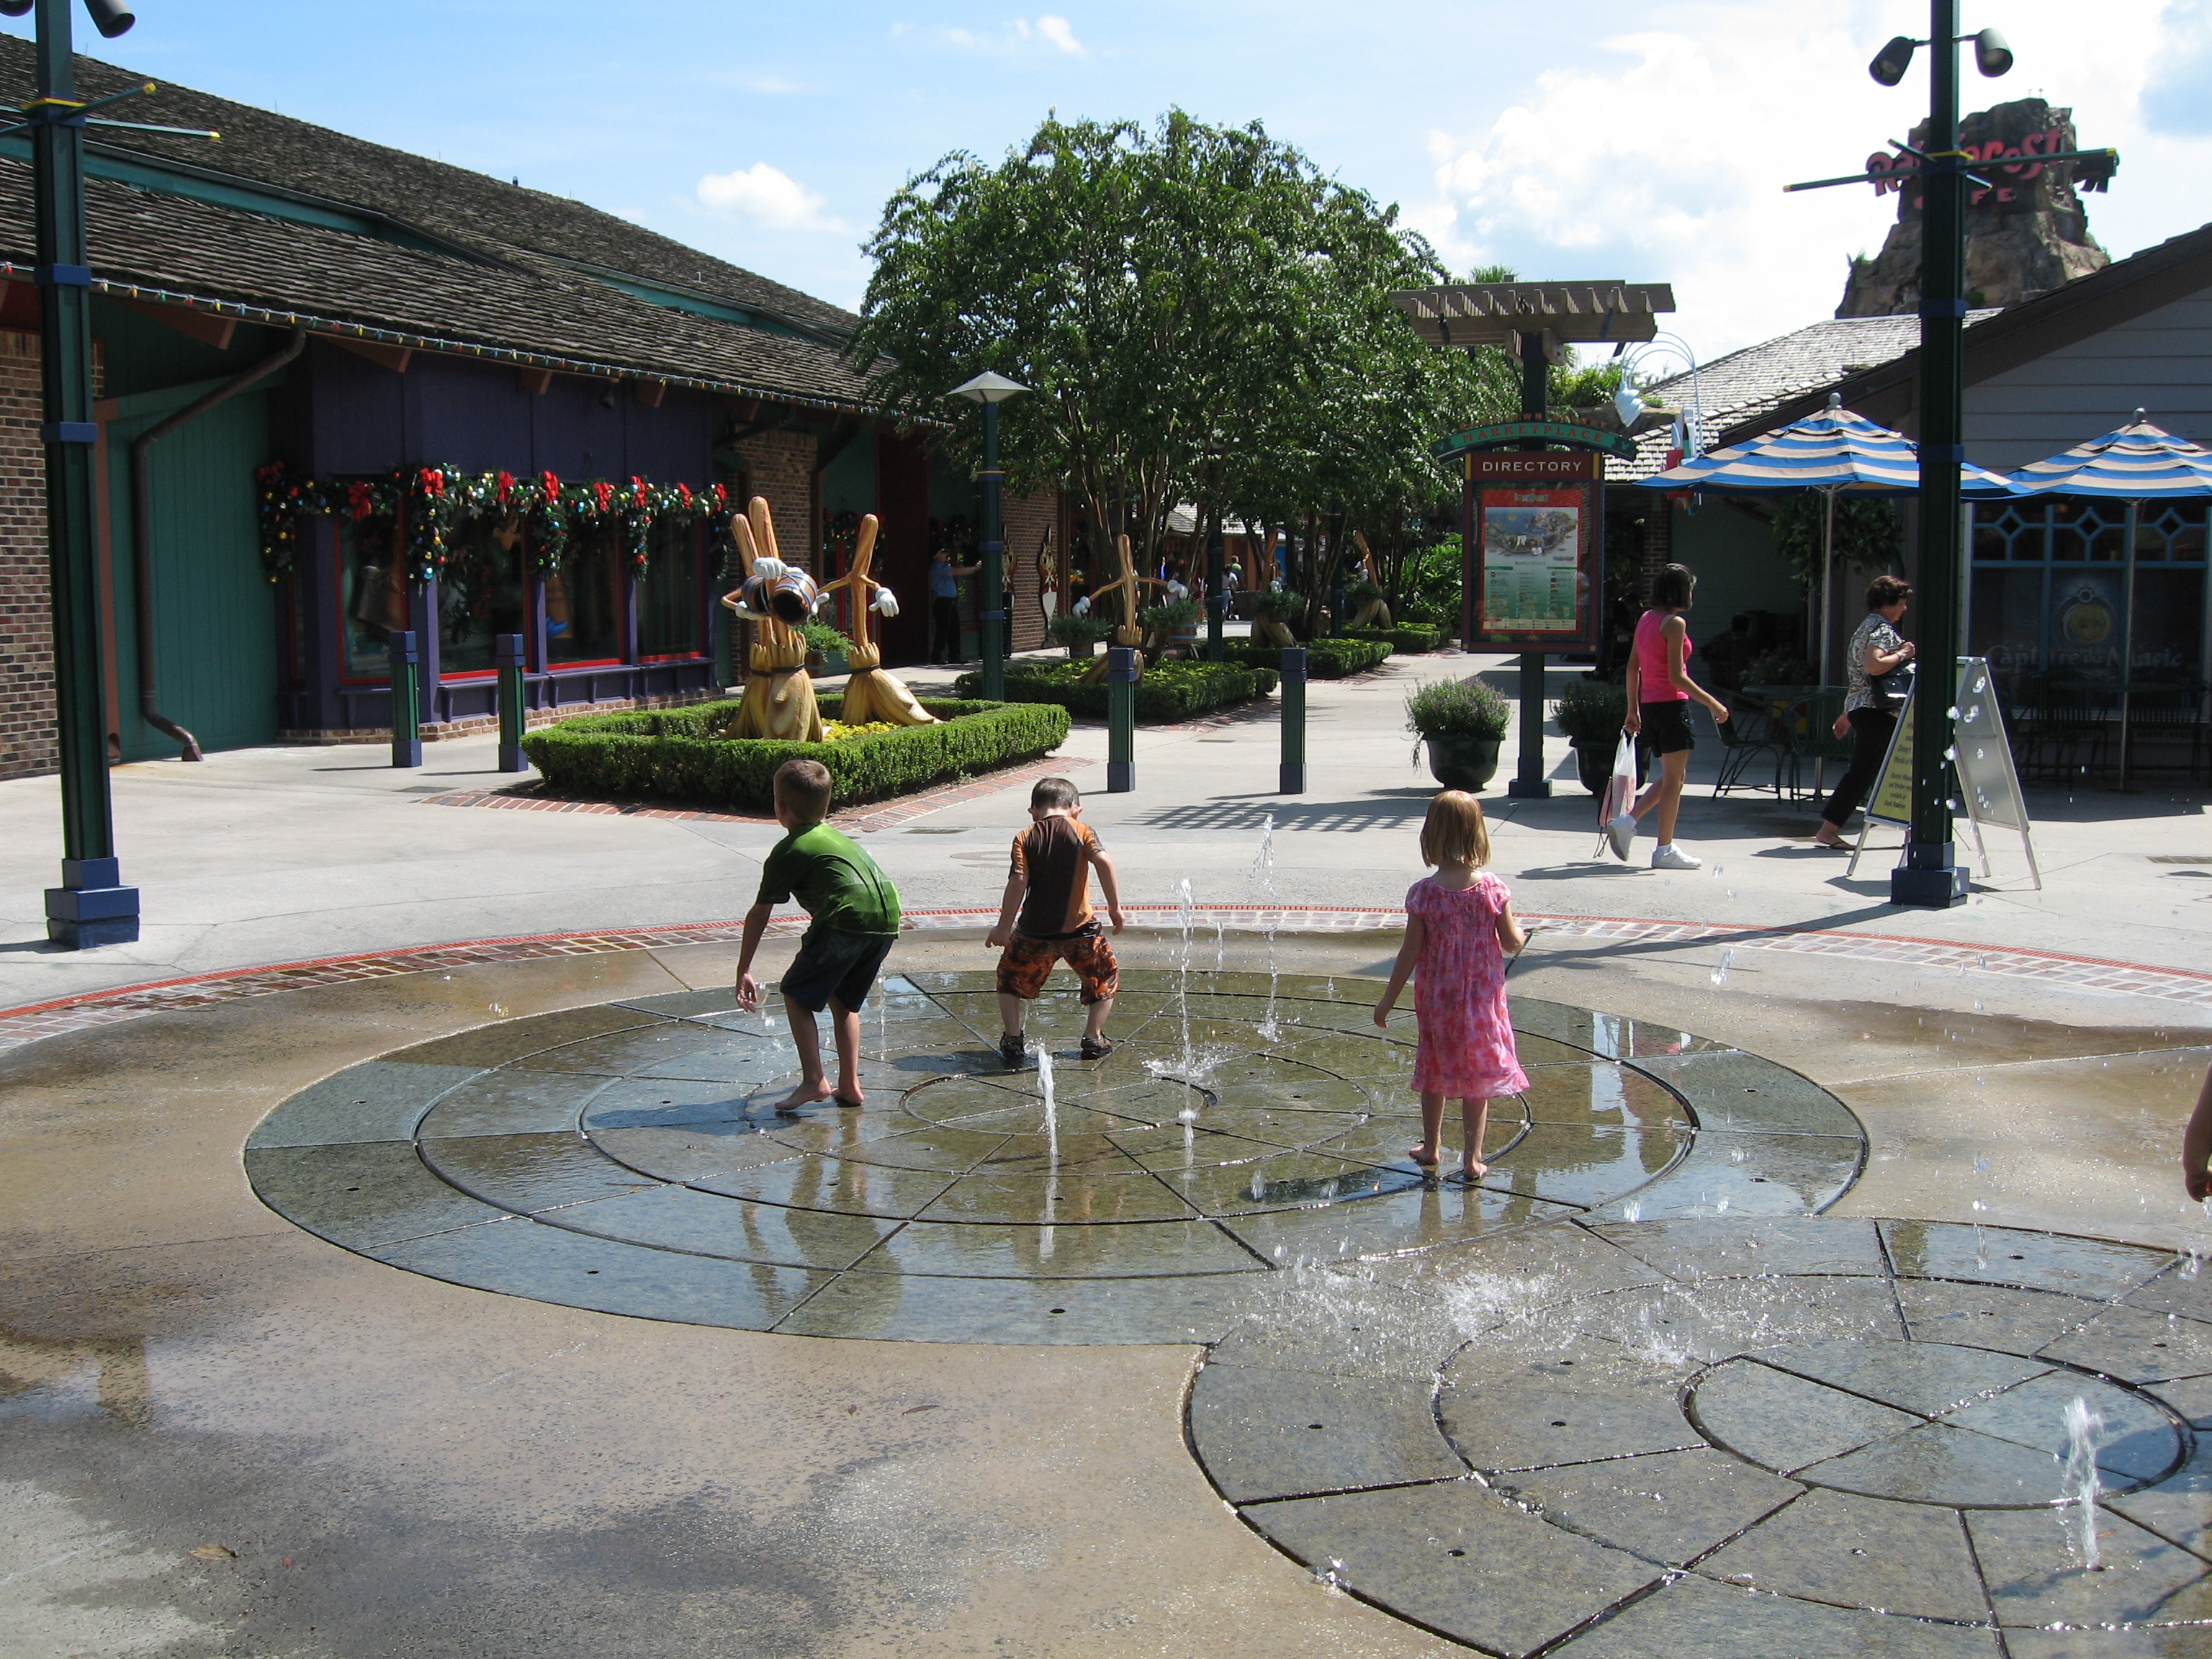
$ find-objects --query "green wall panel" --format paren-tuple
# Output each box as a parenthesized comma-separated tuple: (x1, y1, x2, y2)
(106, 391, 279, 762)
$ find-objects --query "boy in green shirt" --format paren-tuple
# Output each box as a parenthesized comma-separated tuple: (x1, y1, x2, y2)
(736, 758, 902, 1111)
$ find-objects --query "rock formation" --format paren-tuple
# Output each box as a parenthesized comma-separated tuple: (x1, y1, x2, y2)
(1837, 98, 2110, 318)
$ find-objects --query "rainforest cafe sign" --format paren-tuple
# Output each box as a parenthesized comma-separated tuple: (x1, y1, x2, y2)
(1866, 123, 2080, 212)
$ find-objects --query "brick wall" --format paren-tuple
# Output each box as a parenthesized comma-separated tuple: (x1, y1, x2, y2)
(1004, 489, 1056, 653)
(732, 429, 817, 570)
(1642, 502, 1673, 603)
(0, 331, 53, 780)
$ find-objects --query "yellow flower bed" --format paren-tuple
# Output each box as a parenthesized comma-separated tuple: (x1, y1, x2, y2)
(821, 719, 900, 742)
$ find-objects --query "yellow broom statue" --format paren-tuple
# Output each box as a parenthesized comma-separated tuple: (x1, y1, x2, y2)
(720, 497, 826, 742)
(821, 513, 936, 727)
(1076, 533, 1165, 683)
(1348, 531, 1393, 630)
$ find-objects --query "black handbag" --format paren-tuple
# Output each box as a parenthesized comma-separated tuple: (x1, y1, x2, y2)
(1868, 660, 1913, 710)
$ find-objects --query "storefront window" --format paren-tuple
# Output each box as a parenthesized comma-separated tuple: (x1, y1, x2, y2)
(438, 516, 527, 675)
(547, 528, 624, 666)
(338, 513, 408, 680)
(1972, 500, 2207, 694)
(637, 518, 703, 659)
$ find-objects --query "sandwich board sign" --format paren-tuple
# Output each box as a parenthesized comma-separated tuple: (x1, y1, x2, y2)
(1847, 657, 2042, 889)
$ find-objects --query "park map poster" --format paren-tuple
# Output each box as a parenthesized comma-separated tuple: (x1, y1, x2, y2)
(1479, 487, 1584, 635)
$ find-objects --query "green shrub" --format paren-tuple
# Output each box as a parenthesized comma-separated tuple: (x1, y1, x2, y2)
(799, 621, 853, 659)
(1405, 675, 1511, 740)
(1228, 637, 1391, 678)
(519, 696, 1070, 811)
(955, 660, 1277, 721)
(1139, 598, 1203, 631)
(1552, 678, 1627, 746)
(1046, 613, 1113, 652)
(1344, 624, 1443, 655)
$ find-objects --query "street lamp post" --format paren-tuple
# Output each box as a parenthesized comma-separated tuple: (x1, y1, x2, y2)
(1896, 0, 1973, 909)
(1785, 6, 2055, 906)
(4, 0, 150, 945)
(949, 371, 1028, 702)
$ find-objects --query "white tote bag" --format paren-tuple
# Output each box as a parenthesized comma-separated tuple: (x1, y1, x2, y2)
(1599, 727, 1637, 827)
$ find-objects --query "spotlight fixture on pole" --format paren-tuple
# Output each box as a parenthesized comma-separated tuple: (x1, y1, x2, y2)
(948, 370, 1028, 702)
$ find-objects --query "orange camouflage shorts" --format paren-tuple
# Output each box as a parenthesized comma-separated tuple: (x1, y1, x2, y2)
(996, 928, 1119, 1004)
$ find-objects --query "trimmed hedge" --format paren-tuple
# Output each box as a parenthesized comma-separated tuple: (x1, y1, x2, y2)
(519, 696, 1071, 811)
(1345, 624, 1444, 655)
(954, 660, 1278, 721)
(1228, 637, 1392, 678)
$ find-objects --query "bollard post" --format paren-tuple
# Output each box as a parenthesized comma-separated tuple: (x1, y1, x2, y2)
(387, 629, 422, 768)
(1506, 650, 1551, 797)
(1280, 645, 1307, 793)
(1107, 644, 1136, 792)
(495, 632, 526, 773)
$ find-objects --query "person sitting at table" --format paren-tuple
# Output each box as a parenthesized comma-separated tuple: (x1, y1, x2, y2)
(1812, 575, 1916, 850)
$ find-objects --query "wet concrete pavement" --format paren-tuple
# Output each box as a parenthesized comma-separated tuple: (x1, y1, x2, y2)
(6, 925, 2212, 1656)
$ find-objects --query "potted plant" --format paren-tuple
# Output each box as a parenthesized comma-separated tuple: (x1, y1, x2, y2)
(1553, 678, 1630, 795)
(1405, 675, 1511, 792)
(1047, 612, 1113, 660)
(1741, 649, 1817, 691)
(1140, 597, 1204, 656)
(801, 621, 854, 676)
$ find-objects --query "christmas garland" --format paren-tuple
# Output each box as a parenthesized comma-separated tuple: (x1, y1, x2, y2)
(253, 461, 735, 585)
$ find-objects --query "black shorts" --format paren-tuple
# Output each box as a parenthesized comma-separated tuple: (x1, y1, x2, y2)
(1639, 699, 1696, 756)
(779, 925, 896, 1013)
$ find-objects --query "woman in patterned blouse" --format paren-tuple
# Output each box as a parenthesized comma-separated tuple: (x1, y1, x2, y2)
(1812, 574, 1917, 849)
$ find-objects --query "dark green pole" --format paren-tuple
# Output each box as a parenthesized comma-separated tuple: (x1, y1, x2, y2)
(1205, 529, 1224, 662)
(35, 0, 139, 947)
(495, 632, 525, 772)
(1106, 644, 1136, 791)
(1894, 0, 1966, 907)
(979, 399, 1005, 701)
(1279, 644, 1306, 793)
(1506, 328, 1552, 799)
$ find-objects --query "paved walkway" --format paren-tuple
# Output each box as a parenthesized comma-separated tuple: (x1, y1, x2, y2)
(5, 649, 2212, 1658)
(1, 651, 2206, 1013)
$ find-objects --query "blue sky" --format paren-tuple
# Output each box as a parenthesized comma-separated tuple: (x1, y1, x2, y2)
(13, 1, 2211, 364)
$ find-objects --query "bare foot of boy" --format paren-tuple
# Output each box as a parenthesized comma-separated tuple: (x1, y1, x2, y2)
(1408, 1144, 1442, 1168)
(773, 1079, 835, 1112)
(1456, 1159, 1489, 1182)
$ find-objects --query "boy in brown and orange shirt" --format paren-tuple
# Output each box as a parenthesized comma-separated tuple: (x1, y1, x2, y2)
(985, 776, 1124, 1066)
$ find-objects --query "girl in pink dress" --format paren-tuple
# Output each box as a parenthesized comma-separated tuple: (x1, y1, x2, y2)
(1372, 791, 1530, 1179)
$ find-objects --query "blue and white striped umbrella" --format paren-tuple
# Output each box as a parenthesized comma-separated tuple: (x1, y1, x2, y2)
(2003, 411, 2212, 498)
(1635, 395, 2015, 496)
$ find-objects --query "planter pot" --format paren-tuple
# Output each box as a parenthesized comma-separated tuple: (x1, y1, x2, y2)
(1570, 736, 1646, 794)
(1423, 733, 1503, 793)
(1572, 739, 1611, 796)
(1063, 640, 1097, 661)
(807, 652, 849, 678)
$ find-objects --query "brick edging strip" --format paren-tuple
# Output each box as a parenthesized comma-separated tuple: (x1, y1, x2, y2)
(2, 907, 2208, 1054)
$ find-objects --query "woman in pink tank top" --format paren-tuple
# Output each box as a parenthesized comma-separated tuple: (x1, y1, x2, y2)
(1611, 563, 1730, 870)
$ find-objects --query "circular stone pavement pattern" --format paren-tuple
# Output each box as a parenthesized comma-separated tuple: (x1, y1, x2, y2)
(1190, 1215, 2212, 1655)
(243, 971, 1863, 1345)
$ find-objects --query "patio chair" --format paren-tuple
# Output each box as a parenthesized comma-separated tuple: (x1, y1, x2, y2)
(1712, 691, 1790, 798)
(2037, 680, 2118, 783)
(2121, 680, 2209, 784)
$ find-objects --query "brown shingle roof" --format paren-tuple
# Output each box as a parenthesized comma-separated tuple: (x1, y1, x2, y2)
(0, 34, 878, 410)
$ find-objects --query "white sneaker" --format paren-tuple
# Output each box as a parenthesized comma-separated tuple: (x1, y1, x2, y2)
(1605, 814, 1636, 862)
(1651, 845, 1702, 871)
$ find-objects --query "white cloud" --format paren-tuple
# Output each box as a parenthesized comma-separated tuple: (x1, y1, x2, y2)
(695, 162, 845, 233)
(1033, 15, 1086, 55)
(934, 15, 1087, 57)
(1415, 4, 2198, 359)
